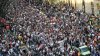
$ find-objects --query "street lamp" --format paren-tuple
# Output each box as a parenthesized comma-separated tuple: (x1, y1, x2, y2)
(91, 0, 94, 16)
(75, 0, 77, 9)
(68, 0, 70, 6)
(82, 0, 85, 13)
(70, 0, 73, 7)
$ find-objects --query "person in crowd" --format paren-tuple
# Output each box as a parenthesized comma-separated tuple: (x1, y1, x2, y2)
(0, 0, 99, 56)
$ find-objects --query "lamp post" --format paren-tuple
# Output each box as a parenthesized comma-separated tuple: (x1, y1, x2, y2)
(96, 3, 100, 15)
(91, 1, 94, 16)
(70, 0, 73, 7)
(82, 0, 85, 13)
(75, 0, 77, 9)
(68, 0, 70, 6)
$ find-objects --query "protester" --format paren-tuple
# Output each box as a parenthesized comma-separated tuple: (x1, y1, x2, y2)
(0, 0, 100, 56)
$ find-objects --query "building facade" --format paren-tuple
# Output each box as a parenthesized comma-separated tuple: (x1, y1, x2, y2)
(46, 0, 100, 15)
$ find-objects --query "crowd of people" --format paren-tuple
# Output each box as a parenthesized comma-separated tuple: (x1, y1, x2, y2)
(0, 0, 100, 56)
